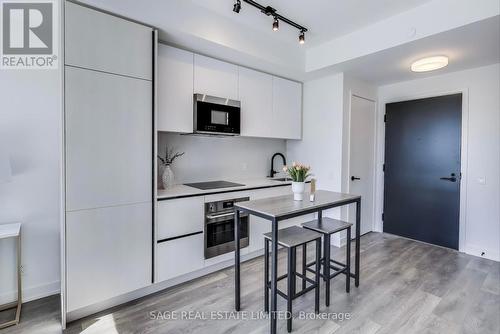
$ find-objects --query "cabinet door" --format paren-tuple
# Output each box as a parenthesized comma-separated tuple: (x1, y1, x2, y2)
(272, 77, 302, 139)
(157, 45, 194, 133)
(157, 197, 204, 240)
(66, 203, 152, 312)
(239, 67, 273, 137)
(194, 54, 238, 100)
(65, 2, 152, 79)
(157, 233, 204, 281)
(65, 67, 152, 211)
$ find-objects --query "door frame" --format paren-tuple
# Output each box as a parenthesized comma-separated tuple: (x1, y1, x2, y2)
(343, 91, 378, 236)
(376, 88, 469, 252)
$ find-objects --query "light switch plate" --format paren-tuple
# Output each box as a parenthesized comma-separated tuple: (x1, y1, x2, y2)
(478, 177, 486, 185)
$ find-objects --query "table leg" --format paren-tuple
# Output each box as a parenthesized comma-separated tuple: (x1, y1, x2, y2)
(234, 209, 241, 311)
(355, 199, 361, 287)
(270, 219, 278, 334)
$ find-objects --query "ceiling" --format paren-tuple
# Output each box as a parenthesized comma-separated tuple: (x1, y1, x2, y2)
(190, 0, 433, 47)
(326, 16, 500, 85)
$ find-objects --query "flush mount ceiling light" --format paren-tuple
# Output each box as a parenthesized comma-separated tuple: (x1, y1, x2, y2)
(232, 0, 308, 44)
(411, 56, 449, 72)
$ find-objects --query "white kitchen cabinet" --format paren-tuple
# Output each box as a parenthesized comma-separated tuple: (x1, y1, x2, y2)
(65, 2, 152, 80)
(65, 67, 152, 212)
(239, 67, 273, 137)
(157, 45, 194, 133)
(194, 54, 238, 100)
(157, 197, 204, 240)
(157, 233, 204, 282)
(66, 203, 152, 312)
(272, 77, 302, 140)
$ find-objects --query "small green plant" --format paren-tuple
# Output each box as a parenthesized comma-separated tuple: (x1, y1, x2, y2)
(282, 162, 311, 182)
(158, 146, 184, 166)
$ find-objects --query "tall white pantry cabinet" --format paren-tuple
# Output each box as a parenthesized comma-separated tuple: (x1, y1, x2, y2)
(63, 1, 155, 320)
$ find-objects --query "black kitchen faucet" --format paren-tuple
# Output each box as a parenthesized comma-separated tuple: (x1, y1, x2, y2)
(269, 153, 286, 178)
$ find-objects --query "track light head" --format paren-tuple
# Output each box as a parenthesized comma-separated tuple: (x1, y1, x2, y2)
(233, 0, 241, 13)
(299, 30, 305, 44)
(272, 17, 279, 31)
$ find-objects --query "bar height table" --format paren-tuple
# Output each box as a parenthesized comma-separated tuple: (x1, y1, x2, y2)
(234, 190, 361, 334)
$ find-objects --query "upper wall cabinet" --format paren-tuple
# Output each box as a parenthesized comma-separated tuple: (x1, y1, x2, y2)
(158, 45, 194, 133)
(272, 77, 302, 140)
(65, 2, 152, 80)
(194, 54, 238, 100)
(239, 67, 273, 137)
(158, 45, 302, 139)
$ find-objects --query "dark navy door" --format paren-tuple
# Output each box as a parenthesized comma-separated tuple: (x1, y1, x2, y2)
(383, 94, 462, 249)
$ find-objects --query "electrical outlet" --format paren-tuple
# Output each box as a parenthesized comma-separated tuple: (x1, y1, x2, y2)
(20, 265, 25, 275)
(241, 163, 248, 171)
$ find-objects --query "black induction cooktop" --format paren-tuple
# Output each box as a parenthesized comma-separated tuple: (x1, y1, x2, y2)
(184, 180, 245, 190)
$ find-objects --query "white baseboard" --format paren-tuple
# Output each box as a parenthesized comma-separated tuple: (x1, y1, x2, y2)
(0, 280, 60, 305)
(464, 244, 500, 262)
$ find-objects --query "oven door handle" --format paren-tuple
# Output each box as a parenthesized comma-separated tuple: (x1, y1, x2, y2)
(206, 212, 236, 220)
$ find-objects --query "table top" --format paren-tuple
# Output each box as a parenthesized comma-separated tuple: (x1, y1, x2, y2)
(235, 190, 360, 220)
(0, 222, 21, 239)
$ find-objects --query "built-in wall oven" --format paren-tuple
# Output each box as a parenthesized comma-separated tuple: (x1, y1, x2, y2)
(205, 197, 249, 259)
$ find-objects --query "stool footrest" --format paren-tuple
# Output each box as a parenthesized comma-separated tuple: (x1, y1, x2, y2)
(306, 259, 349, 279)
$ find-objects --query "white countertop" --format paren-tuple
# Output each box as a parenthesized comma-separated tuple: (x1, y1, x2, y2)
(157, 177, 295, 200)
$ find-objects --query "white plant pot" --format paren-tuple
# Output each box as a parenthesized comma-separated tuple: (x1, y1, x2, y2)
(162, 165, 175, 189)
(292, 181, 305, 201)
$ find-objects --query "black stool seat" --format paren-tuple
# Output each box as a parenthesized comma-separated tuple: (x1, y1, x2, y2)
(264, 226, 322, 247)
(301, 217, 352, 234)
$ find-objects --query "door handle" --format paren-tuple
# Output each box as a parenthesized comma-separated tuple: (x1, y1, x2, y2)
(351, 176, 361, 181)
(440, 173, 457, 182)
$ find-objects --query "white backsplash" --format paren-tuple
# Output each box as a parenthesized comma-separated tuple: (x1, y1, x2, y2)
(158, 132, 287, 184)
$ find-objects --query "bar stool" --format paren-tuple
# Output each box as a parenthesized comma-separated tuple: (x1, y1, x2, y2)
(301, 217, 352, 307)
(263, 226, 322, 333)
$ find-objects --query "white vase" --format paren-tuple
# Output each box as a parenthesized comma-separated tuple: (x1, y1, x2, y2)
(162, 165, 175, 189)
(292, 181, 305, 201)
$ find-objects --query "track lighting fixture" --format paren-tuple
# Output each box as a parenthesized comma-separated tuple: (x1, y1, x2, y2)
(233, 0, 241, 13)
(299, 30, 305, 44)
(233, 0, 308, 44)
(272, 17, 279, 31)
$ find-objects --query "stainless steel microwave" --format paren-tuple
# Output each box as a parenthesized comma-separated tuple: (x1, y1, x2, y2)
(193, 94, 241, 136)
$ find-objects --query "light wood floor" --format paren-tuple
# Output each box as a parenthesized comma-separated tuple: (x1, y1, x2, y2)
(1, 232, 499, 334)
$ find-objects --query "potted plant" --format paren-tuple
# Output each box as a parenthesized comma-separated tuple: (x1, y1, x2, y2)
(283, 162, 311, 201)
(158, 147, 184, 189)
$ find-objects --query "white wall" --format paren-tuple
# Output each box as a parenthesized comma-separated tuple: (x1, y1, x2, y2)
(0, 70, 62, 303)
(158, 133, 286, 184)
(376, 63, 500, 261)
(286, 73, 345, 244)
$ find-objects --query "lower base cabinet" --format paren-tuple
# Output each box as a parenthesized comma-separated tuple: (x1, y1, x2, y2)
(66, 203, 152, 312)
(157, 233, 204, 282)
